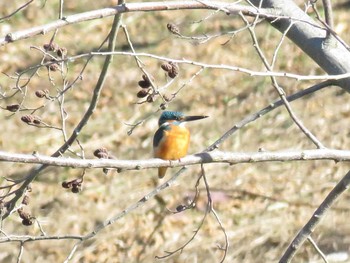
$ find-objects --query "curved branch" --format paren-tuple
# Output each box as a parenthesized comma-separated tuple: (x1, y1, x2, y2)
(0, 149, 350, 170)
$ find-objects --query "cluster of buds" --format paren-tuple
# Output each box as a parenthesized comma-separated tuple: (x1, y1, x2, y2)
(43, 42, 67, 58)
(62, 178, 83, 193)
(5, 104, 20, 112)
(136, 74, 156, 103)
(161, 62, 179, 78)
(21, 114, 42, 125)
(18, 208, 34, 226)
(167, 23, 181, 36)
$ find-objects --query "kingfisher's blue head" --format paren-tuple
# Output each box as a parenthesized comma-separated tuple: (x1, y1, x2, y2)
(158, 111, 208, 127)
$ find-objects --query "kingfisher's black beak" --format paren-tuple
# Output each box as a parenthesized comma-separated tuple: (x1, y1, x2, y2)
(183, 115, 209, 122)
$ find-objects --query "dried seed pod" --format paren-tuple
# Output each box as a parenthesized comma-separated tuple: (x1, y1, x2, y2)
(146, 94, 155, 103)
(43, 42, 59, 52)
(57, 47, 67, 57)
(176, 204, 186, 212)
(6, 104, 20, 112)
(61, 181, 71, 189)
(22, 217, 34, 226)
(93, 147, 109, 159)
(137, 89, 149, 98)
(168, 70, 178, 79)
(21, 115, 35, 124)
(22, 195, 30, 205)
(48, 63, 60, 72)
(138, 80, 151, 89)
(18, 208, 30, 220)
(32, 116, 42, 124)
(142, 74, 150, 82)
(161, 63, 172, 72)
(71, 184, 81, 193)
(163, 95, 171, 102)
(168, 63, 179, 78)
(167, 23, 180, 35)
(35, 89, 49, 98)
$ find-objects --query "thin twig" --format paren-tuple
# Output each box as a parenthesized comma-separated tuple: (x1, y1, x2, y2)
(0, 0, 34, 22)
(321, 0, 334, 38)
(55, 51, 350, 82)
(307, 236, 329, 263)
(240, 12, 325, 149)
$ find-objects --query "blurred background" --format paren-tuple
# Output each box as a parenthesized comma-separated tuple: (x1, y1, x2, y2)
(1, 0, 350, 262)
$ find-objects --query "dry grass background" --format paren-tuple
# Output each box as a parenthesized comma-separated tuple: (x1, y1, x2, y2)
(1, 0, 350, 262)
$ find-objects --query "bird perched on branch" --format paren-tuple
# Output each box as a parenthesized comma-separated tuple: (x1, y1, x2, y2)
(153, 111, 208, 178)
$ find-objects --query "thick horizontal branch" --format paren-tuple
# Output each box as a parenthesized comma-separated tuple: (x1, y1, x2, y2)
(0, 1, 278, 46)
(0, 149, 349, 171)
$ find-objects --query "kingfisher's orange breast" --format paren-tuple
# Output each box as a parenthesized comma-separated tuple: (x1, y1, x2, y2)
(154, 125, 190, 160)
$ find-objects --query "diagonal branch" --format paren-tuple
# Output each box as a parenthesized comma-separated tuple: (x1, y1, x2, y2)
(279, 169, 350, 263)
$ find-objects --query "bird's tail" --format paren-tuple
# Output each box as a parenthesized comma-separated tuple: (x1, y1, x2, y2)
(158, 167, 168, 178)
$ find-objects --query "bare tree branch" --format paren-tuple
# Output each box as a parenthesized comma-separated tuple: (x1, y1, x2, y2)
(0, 149, 350, 170)
(0, 1, 280, 46)
(36, 51, 350, 82)
(2, 1, 125, 220)
(248, 0, 350, 90)
(280, 169, 350, 262)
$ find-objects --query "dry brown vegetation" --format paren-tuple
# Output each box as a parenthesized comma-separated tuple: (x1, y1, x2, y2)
(1, 0, 350, 262)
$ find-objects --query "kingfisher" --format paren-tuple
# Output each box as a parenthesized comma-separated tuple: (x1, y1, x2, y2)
(153, 111, 208, 178)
